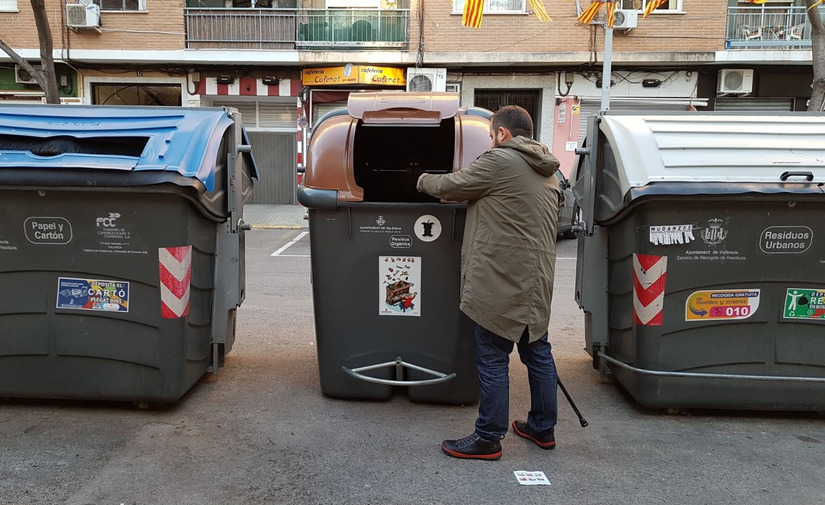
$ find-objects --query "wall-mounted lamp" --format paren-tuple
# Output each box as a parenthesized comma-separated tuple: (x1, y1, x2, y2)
(564, 72, 575, 86)
(642, 79, 662, 88)
(261, 76, 280, 86)
(216, 75, 235, 85)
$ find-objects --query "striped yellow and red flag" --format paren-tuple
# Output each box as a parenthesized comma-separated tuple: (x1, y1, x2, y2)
(743, 0, 768, 3)
(528, 0, 552, 22)
(462, 0, 484, 28)
(606, 1, 616, 28)
(642, 0, 667, 19)
(578, 1, 603, 24)
(809, 0, 824, 10)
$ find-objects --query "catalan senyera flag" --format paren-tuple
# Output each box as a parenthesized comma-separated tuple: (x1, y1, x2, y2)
(461, 0, 550, 27)
(642, 0, 668, 19)
(578, 1, 604, 24)
(462, 0, 484, 28)
(809, 0, 824, 10)
(743, 0, 768, 3)
(528, 0, 552, 22)
(606, 1, 616, 28)
(577, 1, 616, 28)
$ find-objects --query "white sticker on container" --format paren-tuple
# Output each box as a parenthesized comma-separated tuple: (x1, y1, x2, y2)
(414, 215, 441, 242)
(649, 224, 695, 246)
(379, 256, 421, 317)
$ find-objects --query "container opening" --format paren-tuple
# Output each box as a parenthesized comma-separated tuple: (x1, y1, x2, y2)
(0, 134, 148, 157)
(353, 119, 455, 202)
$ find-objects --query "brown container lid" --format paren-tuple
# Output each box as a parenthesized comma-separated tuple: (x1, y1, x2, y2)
(303, 92, 490, 203)
(347, 92, 460, 125)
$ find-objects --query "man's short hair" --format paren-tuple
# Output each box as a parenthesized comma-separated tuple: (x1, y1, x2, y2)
(491, 105, 533, 139)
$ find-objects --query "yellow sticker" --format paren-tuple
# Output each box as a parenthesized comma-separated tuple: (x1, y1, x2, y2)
(685, 289, 760, 321)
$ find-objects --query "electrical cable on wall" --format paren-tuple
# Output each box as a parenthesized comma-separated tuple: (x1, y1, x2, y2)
(416, 0, 425, 68)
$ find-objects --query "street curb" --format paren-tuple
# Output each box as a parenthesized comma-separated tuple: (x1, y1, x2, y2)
(250, 224, 306, 230)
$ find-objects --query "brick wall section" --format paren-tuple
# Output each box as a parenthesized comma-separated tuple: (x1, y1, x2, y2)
(1, 0, 185, 52)
(418, 0, 727, 54)
(1, 0, 726, 60)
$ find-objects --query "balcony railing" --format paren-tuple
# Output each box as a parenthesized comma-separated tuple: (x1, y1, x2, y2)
(726, 5, 821, 49)
(185, 8, 409, 50)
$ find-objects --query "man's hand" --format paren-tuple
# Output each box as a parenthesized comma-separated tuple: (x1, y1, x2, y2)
(416, 173, 428, 193)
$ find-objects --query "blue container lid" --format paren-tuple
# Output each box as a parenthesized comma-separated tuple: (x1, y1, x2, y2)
(0, 105, 259, 192)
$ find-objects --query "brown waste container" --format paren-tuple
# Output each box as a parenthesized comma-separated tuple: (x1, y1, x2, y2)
(297, 92, 492, 403)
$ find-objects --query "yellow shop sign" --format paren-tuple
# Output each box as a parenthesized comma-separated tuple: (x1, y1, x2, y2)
(302, 65, 406, 86)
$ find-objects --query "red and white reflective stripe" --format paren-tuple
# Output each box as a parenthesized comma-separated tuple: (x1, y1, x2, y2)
(200, 78, 301, 97)
(296, 104, 303, 167)
(159, 246, 192, 319)
(633, 253, 667, 326)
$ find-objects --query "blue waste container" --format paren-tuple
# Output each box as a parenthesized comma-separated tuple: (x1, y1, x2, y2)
(0, 105, 258, 403)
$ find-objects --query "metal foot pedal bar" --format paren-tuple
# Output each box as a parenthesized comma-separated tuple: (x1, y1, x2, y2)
(342, 356, 456, 386)
(598, 351, 825, 384)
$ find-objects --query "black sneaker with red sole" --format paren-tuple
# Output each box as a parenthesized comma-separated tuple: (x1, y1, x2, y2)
(441, 433, 502, 460)
(512, 420, 556, 449)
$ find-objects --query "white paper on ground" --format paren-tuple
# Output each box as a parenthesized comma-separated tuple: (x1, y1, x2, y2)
(514, 471, 551, 486)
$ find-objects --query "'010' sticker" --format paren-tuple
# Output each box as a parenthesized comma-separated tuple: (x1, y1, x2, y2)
(685, 289, 760, 321)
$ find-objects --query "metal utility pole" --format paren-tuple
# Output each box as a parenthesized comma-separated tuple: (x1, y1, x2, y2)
(600, 26, 613, 112)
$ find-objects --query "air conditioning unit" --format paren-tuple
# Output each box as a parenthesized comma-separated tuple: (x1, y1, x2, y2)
(14, 65, 40, 85)
(717, 69, 754, 95)
(66, 3, 101, 29)
(406, 68, 447, 92)
(613, 9, 638, 30)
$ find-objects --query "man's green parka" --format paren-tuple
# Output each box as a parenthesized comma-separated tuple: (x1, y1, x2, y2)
(419, 135, 561, 343)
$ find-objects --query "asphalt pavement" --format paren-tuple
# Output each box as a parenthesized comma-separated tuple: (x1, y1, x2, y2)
(243, 204, 308, 229)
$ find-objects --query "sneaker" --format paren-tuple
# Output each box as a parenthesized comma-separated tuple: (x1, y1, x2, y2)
(441, 433, 502, 460)
(512, 420, 556, 450)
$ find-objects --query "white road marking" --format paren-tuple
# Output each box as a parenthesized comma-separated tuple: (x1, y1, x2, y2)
(271, 231, 309, 257)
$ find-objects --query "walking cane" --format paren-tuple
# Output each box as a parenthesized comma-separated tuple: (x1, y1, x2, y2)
(558, 377, 589, 427)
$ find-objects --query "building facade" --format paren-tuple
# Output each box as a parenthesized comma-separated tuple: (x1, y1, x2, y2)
(0, 0, 820, 201)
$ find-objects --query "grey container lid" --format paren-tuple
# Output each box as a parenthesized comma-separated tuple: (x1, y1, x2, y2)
(596, 112, 825, 196)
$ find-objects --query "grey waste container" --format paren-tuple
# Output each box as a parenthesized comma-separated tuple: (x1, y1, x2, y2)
(0, 105, 257, 403)
(297, 92, 491, 404)
(573, 111, 825, 411)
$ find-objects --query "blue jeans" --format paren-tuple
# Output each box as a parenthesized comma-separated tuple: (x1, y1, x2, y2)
(473, 323, 558, 441)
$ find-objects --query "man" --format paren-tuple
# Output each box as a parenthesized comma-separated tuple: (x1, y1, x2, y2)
(416, 105, 561, 461)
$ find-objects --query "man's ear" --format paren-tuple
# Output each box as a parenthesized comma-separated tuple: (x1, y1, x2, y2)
(498, 126, 512, 142)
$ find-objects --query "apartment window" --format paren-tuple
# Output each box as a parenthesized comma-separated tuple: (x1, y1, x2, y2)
(619, 0, 682, 12)
(94, 0, 146, 11)
(474, 90, 540, 139)
(452, 0, 525, 15)
(92, 84, 181, 106)
(0, 0, 18, 11)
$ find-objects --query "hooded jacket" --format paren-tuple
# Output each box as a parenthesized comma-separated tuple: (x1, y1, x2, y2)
(419, 136, 561, 343)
